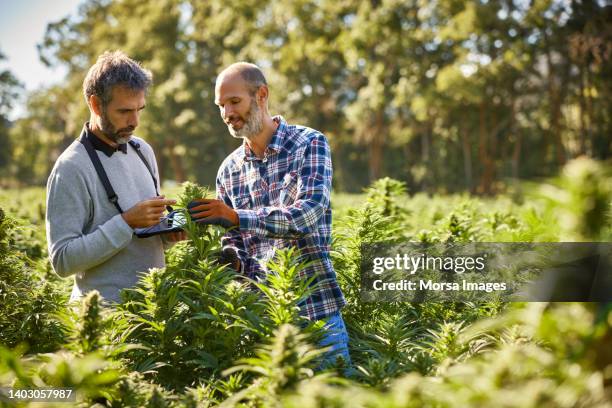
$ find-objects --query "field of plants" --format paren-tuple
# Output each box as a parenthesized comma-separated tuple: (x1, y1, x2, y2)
(0, 157, 611, 407)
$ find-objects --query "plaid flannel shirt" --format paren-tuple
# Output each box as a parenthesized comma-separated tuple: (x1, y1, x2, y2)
(216, 116, 346, 321)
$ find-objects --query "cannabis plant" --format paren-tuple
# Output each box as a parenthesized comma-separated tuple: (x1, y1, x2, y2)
(536, 157, 612, 241)
(0, 207, 67, 352)
(223, 324, 325, 406)
(365, 177, 409, 219)
(0, 345, 122, 406)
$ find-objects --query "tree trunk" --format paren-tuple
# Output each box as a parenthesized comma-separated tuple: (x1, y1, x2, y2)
(545, 47, 567, 166)
(421, 121, 431, 192)
(510, 97, 521, 181)
(461, 125, 473, 192)
(368, 111, 384, 183)
(585, 64, 595, 157)
(478, 102, 494, 194)
(577, 63, 587, 155)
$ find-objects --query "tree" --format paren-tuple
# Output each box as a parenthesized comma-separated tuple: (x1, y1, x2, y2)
(5, 0, 609, 192)
(0, 51, 23, 180)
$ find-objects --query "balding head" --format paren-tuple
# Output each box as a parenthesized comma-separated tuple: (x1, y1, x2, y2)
(215, 62, 272, 140)
(216, 62, 267, 96)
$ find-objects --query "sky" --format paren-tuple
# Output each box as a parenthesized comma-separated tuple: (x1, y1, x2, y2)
(0, 0, 83, 118)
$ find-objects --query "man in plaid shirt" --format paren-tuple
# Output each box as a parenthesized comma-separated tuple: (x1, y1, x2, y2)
(189, 62, 349, 368)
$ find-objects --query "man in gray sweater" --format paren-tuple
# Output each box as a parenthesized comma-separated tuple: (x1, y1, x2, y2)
(46, 51, 181, 303)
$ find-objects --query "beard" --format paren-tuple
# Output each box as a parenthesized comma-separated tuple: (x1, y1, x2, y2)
(100, 110, 135, 144)
(227, 99, 263, 140)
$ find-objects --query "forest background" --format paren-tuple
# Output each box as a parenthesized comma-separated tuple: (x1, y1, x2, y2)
(0, 0, 610, 193)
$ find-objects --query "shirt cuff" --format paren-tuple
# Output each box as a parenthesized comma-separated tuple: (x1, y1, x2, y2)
(236, 209, 263, 235)
(104, 213, 135, 247)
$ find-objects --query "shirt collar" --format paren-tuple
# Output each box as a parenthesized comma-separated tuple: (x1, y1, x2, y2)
(267, 115, 286, 152)
(240, 115, 286, 163)
(84, 122, 127, 157)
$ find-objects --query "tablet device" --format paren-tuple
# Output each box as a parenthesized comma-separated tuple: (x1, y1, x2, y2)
(134, 210, 186, 238)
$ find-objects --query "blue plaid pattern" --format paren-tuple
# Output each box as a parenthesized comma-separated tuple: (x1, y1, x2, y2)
(216, 116, 346, 321)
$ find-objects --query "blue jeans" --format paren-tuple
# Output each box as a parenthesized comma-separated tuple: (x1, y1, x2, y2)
(318, 311, 351, 370)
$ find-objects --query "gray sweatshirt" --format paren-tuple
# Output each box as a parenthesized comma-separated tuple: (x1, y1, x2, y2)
(46, 133, 166, 303)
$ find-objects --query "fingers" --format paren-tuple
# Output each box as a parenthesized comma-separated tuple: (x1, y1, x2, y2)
(145, 214, 164, 225)
(139, 206, 168, 226)
(145, 206, 167, 216)
(190, 198, 215, 205)
(126, 196, 179, 229)
(190, 210, 212, 219)
(190, 203, 215, 217)
(145, 198, 177, 207)
(188, 199, 217, 210)
(188, 200, 221, 213)
(188, 204, 208, 213)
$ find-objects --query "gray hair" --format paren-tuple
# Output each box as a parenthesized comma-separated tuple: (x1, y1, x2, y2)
(219, 62, 267, 96)
(83, 50, 152, 108)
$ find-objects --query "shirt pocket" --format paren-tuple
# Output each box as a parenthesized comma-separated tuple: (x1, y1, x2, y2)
(279, 170, 299, 206)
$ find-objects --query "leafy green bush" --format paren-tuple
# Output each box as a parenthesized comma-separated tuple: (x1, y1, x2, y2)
(536, 157, 612, 241)
(222, 324, 326, 406)
(106, 183, 325, 392)
(1, 161, 611, 406)
(278, 303, 611, 408)
(0, 207, 68, 352)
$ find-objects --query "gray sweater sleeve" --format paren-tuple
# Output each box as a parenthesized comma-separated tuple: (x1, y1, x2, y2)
(46, 160, 134, 277)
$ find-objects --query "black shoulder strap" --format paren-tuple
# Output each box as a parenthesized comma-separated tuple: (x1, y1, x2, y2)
(128, 140, 160, 196)
(79, 129, 124, 213)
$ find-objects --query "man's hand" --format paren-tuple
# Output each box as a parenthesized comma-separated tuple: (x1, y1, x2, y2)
(165, 230, 187, 242)
(122, 196, 177, 229)
(188, 199, 239, 228)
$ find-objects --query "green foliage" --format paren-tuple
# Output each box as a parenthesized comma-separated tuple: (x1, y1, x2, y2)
(0, 347, 122, 404)
(223, 324, 326, 406)
(58, 290, 130, 360)
(535, 157, 612, 241)
(111, 261, 250, 389)
(110, 372, 184, 408)
(252, 248, 317, 332)
(1, 170, 611, 406)
(0, 50, 22, 178)
(331, 178, 512, 387)
(4, 1, 611, 192)
(175, 181, 212, 208)
(106, 182, 330, 392)
(278, 303, 611, 408)
(365, 177, 409, 219)
(73, 291, 108, 354)
(331, 204, 402, 325)
(166, 181, 221, 270)
(0, 207, 68, 352)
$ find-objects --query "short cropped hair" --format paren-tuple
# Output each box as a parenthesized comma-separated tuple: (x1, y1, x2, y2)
(83, 50, 152, 108)
(220, 62, 267, 96)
